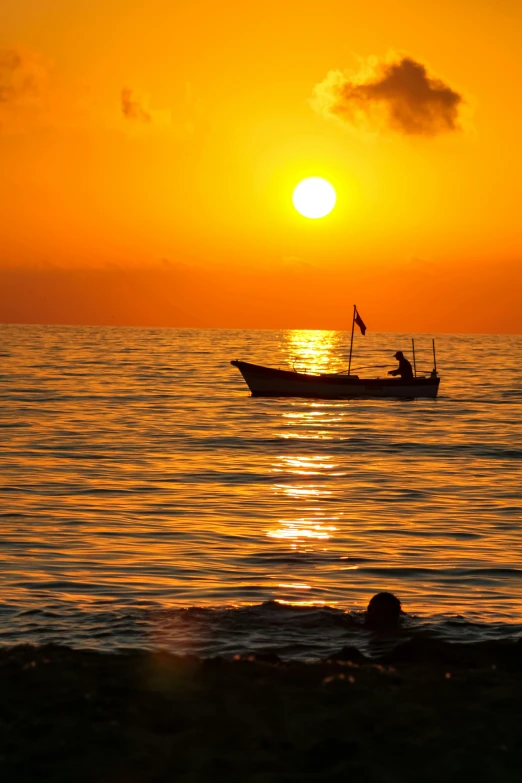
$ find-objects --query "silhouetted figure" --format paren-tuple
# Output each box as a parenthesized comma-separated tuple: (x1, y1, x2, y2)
(388, 351, 413, 379)
(365, 592, 402, 631)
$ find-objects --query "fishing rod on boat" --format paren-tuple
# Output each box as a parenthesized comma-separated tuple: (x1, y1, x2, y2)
(412, 338, 417, 378)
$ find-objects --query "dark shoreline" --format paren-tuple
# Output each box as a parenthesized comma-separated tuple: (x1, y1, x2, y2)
(2, 640, 522, 782)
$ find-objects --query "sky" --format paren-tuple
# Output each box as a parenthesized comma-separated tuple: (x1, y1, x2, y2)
(1, 0, 521, 333)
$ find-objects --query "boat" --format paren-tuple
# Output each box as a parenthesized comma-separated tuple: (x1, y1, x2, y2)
(231, 360, 439, 399)
(231, 306, 440, 400)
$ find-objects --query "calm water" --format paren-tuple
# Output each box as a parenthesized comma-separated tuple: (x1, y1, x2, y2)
(1, 324, 521, 658)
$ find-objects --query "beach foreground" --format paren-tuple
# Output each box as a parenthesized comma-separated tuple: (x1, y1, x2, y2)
(1, 640, 521, 782)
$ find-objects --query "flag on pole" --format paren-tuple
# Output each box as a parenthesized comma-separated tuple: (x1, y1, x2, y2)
(355, 309, 366, 335)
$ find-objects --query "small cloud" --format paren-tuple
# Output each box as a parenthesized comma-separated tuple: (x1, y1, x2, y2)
(312, 55, 464, 137)
(0, 48, 52, 134)
(120, 87, 151, 123)
(0, 48, 47, 105)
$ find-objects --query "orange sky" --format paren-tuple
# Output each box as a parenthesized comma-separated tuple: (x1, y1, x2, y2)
(1, 0, 521, 332)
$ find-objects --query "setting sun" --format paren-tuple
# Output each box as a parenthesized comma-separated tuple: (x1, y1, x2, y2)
(292, 178, 337, 219)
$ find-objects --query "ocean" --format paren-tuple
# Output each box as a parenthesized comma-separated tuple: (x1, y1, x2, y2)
(1, 324, 521, 659)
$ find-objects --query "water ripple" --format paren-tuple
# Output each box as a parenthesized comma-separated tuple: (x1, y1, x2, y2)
(0, 325, 521, 655)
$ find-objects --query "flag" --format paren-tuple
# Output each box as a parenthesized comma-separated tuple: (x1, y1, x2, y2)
(355, 309, 366, 336)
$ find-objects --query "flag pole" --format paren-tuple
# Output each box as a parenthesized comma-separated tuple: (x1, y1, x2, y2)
(348, 304, 356, 376)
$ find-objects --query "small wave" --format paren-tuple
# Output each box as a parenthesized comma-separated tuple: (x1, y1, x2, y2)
(0, 602, 521, 660)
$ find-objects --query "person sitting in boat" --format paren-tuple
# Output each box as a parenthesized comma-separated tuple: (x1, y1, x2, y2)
(388, 351, 413, 379)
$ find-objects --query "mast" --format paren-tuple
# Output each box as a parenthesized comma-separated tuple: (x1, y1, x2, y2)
(432, 338, 437, 375)
(348, 304, 356, 377)
(411, 338, 417, 378)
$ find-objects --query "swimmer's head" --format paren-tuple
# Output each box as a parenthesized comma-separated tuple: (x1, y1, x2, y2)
(365, 592, 402, 631)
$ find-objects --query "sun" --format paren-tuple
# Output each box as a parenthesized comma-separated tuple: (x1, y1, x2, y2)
(292, 177, 336, 219)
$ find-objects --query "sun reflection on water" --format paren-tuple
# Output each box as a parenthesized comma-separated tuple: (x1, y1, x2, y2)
(282, 329, 347, 375)
(266, 329, 367, 606)
(267, 520, 336, 540)
(267, 449, 343, 604)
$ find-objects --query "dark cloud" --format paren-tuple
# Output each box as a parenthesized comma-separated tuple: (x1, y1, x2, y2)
(313, 56, 464, 136)
(120, 87, 151, 123)
(0, 48, 46, 105)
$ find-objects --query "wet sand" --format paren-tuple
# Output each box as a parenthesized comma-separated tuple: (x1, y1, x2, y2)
(1, 640, 521, 782)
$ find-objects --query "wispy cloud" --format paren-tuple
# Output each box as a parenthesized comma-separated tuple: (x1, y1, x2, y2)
(312, 55, 464, 137)
(0, 48, 47, 106)
(120, 87, 151, 123)
(0, 48, 52, 134)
